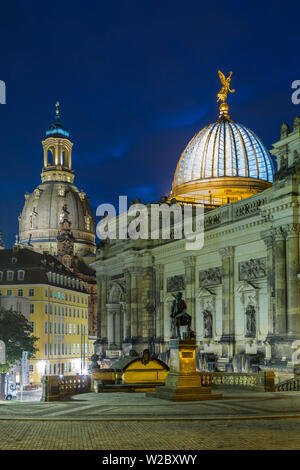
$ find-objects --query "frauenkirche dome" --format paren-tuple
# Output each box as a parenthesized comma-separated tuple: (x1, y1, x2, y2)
(170, 72, 274, 205)
(19, 102, 95, 256)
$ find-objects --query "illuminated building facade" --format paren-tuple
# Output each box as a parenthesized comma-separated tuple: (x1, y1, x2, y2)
(0, 247, 93, 384)
(93, 76, 300, 381)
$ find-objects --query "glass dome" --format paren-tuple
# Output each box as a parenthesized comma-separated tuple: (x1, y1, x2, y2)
(171, 106, 274, 205)
(175, 121, 273, 185)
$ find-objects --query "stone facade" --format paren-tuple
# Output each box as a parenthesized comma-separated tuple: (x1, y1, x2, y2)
(92, 119, 300, 373)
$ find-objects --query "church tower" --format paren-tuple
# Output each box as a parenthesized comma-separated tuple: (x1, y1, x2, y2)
(18, 103, 96, 256)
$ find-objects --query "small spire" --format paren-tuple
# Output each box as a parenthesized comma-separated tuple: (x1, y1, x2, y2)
(55, 101, 60, 121)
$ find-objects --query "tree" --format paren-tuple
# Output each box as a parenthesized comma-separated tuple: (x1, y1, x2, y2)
(0, 308, 38, 400)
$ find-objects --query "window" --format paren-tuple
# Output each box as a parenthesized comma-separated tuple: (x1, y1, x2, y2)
(57, 291, 60, 300)
(54, 322, 57, 334)
(45, 304, 48, 314)
(62, 293, 65, 300)
(6, 289, 12, 296)
(77, 324, 80, 335)
(77, 309, 79, 318)
(54, 344, 56, 356)
(7, 271, 14, 281)
(49, 322, 52, 334)
(30, 321, 34, 331)
(18, 271, 25, 281)
(29, 364, 34, 375)
(49, 344, 52, 355)
(54, 305, 57, 315)
(62, 306, 64, 317)
(54, 291, 57, 299)
(45, 289, 48, 297)
(73, 309, 75, 318)
(62, 323, 64, 334)
(69, 324, 72, 335)
(0, 272, 3, 281)
(18, 289, 23, 297)
(28, 288, 34, 297)
(58, 323, 61, 334)
(77, 344, 80, 354)
(69, 308, 71, 317)
(69, 344, 71, 354)
(58, 306, 61, 316)
(0, 290, 2, 296)
(30, 304, 34, 314)
(58, 344, 60, 355)
(73, 324, 76, 335)
(49, 304, 52, 315)
(69, 362, 71, 372)
(49, 290, 53, 298)
(45, 343, 48, 355)
(11, 257, 17, 264)
(73, 344, 75, 354)
(45, 322, 48, 334)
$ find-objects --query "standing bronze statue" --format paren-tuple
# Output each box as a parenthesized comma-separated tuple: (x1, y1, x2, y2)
(170, 292, 192, 339)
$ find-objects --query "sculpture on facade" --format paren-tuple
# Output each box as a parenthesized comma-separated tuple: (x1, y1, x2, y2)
(245, 305, 256, 337)
(203, 310, 213, 338)
(170, 292, 192, 339)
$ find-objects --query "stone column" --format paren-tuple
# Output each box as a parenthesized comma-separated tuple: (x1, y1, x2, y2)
(219, 246, 235, 356)
(155, 264, 165, 344)
(183, 256, 196, 330)
(261, 229, 275, 335)
(106, 305, 114, 347)
(285, 224, 300, 336)
(124, 269, 131, 342)
(97, 275, 108, 343)
(130, 269, 139, 339)
(274, 227, 287, 335)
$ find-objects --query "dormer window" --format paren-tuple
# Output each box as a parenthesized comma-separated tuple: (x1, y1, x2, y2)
(7, 271, 14, 281)
(0, 272, 3, 281)
(11, 257, 17, 264)
(18, 270, 25, 281)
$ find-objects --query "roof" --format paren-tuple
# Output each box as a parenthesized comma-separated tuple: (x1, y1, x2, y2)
(109, 355, 169, 372)
(0, 247, 88, 292)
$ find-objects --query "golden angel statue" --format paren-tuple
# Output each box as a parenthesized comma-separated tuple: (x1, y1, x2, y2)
(217, 70, 235, 103)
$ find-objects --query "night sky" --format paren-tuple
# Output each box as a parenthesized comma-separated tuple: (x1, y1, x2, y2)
(0, 0, 299, 247)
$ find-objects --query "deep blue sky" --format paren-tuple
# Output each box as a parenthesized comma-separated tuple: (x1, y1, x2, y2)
(0, 0, 299, 247)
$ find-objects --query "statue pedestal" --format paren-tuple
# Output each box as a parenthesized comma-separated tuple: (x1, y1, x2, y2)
(151, 339, 222, 401)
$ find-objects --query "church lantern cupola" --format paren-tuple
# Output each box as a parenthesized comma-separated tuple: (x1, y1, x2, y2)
(41, 102, 74, 184)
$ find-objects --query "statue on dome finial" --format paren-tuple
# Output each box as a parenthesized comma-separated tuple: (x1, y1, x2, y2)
(217, 71, 235, 103)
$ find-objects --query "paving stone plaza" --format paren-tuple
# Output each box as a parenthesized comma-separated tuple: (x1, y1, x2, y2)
(1, 391, 300, 450)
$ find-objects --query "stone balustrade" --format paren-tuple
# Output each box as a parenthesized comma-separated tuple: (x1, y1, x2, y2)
(41, 375, 91, 401)
(199, 371, 275, 392)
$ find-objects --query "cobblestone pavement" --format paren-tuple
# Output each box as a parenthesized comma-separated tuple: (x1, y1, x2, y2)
(0, 418, 300, 449)
(1, 391, 300, 449)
